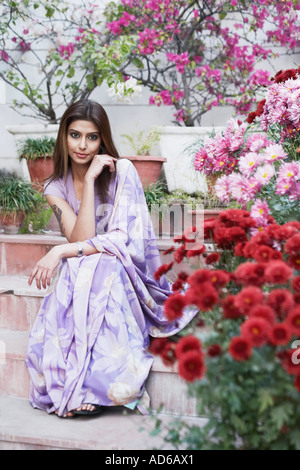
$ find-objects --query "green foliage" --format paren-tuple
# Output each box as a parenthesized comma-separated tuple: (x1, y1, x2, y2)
(121, 126, 161, 156)
(143, 180, 167, 211)
(155, 311, 300, 450)
(19, 192, 52, 233)
(18, 136, 56, 161)
(0, 176, 38, 214)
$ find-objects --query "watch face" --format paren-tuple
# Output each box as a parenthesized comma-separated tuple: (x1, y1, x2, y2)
(77, 241, 83, 257)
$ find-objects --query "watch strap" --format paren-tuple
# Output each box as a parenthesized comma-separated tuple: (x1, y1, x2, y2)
(77, 241, 83, 257)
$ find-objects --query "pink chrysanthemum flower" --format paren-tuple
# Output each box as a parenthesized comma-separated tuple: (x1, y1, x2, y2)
(255, 163, 275, 185)
(262, 143, 287, 162)
(250, 198, 270, 224)
(245, 133, 270, 152)
(215, 175, 231, 203)
(238, 152, 261, 176)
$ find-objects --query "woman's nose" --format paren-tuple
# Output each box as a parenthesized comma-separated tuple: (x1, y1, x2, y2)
(79, 137, 87, 149)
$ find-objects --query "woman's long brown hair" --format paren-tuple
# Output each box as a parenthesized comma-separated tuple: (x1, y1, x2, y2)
(46, 100, 119, 203)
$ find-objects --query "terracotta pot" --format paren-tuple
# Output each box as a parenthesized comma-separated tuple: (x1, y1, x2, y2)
(0, 211, 25, 234)
(26, 156, 54, 192)
(119, 155, 167, 187)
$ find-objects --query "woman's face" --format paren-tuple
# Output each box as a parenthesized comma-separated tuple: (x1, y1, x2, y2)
(67, 120, 101, 167)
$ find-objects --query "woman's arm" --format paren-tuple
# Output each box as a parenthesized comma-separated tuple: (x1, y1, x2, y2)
(28, 241, 98, 290)
(47, 154, 117, 242)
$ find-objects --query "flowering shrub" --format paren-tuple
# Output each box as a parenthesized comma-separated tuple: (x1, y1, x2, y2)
(0, 0, 118, 122)
(151, 209, 300, 449)
(102, 0, 300, 126)
(193, 67, 300, 224)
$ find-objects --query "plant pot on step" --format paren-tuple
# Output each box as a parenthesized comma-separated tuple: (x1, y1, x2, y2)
(0, 210, 25, 235)
(26, 156, 54, 192)
(119, 155, 167, 187)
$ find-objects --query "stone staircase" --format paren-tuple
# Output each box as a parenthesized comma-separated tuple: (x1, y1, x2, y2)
(0, 233, 206, 450)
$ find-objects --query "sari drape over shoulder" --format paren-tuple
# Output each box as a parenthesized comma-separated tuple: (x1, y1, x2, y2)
(25, 159, 196, 416)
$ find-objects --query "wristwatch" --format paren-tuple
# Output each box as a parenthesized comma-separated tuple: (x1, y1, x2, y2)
(77, 241, 83, 257)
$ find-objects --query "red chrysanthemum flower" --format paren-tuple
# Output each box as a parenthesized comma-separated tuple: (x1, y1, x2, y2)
(240, 317, 271, 347)
(222, 295, 244, 319)
(267, 288, 294, 319)
(207, 343, 222, 357)
(186, 243, 205, 258)
(264, 260, 293, 284)
(273, 224, 298, 242)
(234, 286, 264, 314)
(203, 219, 217, 240)
(234, 262, 266, 287)
(269, 323, 292, 346)
(294, 293, 300, 304)
(164, 293, 187, 321)
(234, 242, 246, 258)
(281, 348, 300, 376)
(285, 233, 300, 255)
(292, 275, 300, 292)
(228, 336, 252, 361)
(209, 269, 230, 289)
(173, 245, 187, 263)
(148, 338, 168, 355)
(287, 254, 300, 270)
(187, 269, 212, 287)
(205, 252, 220, 265)
(154, 262, 174, 280)
(161, 342, 177, 367)
(178, 350, 206, 382)
(163, 246, 175, 255)
(185, 282, 219, 311)
(286, 306, 300, 336)
(248, 304, 276, 324)
(175, 335, 202, 359)
(247, 111, 257, 124)
(178, 271, 189, 281)
(294, 374, 300, 392)
(252, 245, 277, 263)
(171, 279, 184, 292)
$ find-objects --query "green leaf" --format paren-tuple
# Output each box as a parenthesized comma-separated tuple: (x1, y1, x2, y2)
(258, 389, 274, 413)
(271, 404, 293, 430)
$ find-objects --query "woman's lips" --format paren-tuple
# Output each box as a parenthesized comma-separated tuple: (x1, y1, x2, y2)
(75, 153, 89, 159)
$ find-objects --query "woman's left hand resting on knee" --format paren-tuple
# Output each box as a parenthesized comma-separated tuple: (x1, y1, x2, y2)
(28, 242, 98, 290)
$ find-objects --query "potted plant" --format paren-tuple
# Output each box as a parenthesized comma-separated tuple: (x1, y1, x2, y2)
(19, 192, 53, 234)
(193, 66, 300, 225)
(17, 136, 56, 191)
(150, 208, 300, 450)
(0, 176, 39, 234)
(120, 126, 167, 187)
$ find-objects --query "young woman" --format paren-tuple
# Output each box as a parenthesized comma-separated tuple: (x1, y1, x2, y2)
(25, 100, 196, 418)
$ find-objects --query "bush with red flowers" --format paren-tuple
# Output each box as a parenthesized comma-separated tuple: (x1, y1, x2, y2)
(151, 208, 300, 450)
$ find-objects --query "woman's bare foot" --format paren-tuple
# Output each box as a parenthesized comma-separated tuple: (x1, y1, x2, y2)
(75, 404, 96, 413)
(55, 410, 75, 418)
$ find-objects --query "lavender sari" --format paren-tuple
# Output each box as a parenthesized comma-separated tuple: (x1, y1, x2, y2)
(25, 159, 196, 416)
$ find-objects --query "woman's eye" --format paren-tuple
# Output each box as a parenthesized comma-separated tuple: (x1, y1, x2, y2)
(70, 132, 79, 138)
(89, 135, 98, 141)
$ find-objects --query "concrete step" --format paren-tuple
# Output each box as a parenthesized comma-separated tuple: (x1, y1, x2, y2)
(0, 234, 192, 277)
(0, 395, 206, 450)
(0, 327, 198, 416)
(0, 233, 65, 276)
(0, 275, 44, 331)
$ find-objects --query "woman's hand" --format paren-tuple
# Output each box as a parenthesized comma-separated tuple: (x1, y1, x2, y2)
(28, 245, 62, 290)
(85, 154, 118, 182)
